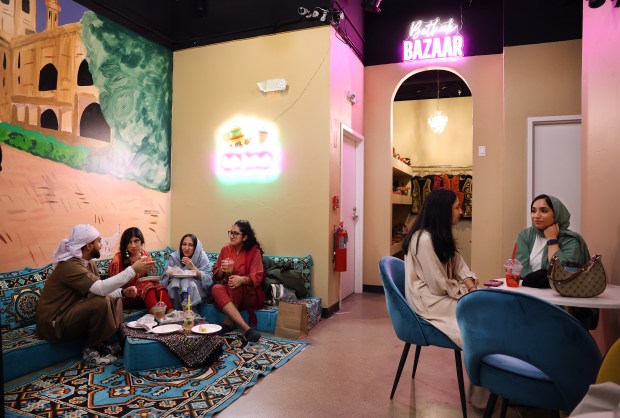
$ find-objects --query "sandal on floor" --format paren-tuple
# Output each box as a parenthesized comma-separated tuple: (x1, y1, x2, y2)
(244, 327, 261, 342)
(219, 324, 235, 335)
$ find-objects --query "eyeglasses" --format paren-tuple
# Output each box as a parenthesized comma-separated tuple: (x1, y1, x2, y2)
(228, 231, 243, 237)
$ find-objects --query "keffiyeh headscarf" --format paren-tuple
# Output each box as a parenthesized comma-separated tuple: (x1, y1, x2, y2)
(52, 224, 100, 267)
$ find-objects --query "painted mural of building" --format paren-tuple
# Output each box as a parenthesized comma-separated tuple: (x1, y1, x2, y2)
(0, 0, 111, 143)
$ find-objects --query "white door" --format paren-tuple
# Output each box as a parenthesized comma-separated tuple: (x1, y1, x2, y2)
(340, 126, 364, 300)
(527, 116, 581, 232)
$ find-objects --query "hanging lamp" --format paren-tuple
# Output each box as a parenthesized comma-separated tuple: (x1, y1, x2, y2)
(428, 71, 448, 134)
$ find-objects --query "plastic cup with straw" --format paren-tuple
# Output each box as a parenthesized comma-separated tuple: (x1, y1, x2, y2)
(154, 290, 166, 321)
(505, 243, 522, 287)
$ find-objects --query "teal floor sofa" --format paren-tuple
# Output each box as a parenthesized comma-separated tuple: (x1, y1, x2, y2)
(1, 248, 320, 382)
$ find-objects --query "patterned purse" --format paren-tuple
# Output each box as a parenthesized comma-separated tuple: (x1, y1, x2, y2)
(547, 254, 606, 297)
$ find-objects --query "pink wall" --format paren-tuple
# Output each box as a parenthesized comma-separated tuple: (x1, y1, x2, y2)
(582, 5, 620, 350)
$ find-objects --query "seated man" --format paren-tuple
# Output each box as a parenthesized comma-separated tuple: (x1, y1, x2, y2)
(36, 224, 155, 365)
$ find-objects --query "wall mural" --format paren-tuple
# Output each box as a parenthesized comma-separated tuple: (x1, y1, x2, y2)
(0, 0, 171, 271)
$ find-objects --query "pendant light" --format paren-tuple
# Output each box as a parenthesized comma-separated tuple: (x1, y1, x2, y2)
(428, 71, 448, 134)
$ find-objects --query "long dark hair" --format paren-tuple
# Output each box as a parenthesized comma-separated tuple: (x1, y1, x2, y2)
(235, 220, 264, 255)
(179, 233, 197, 259)
(120, 227, 145, 269)
(402, 188, 457, 264)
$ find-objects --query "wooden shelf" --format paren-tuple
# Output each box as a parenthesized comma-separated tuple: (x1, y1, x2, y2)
(392, 158, 414, 177)
(390, 242, 403, 255)
(391, 194, 412, 205)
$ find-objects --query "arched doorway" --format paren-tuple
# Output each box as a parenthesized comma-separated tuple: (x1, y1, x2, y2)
(40, 109, 58, 130)
(391, 68, 474, 264)
(38, 63, 58, 91)
(80, 103, 111, 142)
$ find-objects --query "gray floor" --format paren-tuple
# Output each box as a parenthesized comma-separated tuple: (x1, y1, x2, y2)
(218, 292, 543, 418)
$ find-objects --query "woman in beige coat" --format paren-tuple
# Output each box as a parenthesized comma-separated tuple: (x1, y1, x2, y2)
(403, 188, 478, 348)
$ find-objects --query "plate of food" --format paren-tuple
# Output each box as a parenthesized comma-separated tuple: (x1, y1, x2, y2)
(171, 273, 196, 278)
(192, 324, 222, 335)
(126, 320, 156, 331)
(151, 324, 183, 334)
(137, 276, 162, 283)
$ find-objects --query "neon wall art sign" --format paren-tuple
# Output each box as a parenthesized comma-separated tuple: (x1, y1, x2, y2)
(214, 116, 282, 184)
(403, 17, 464, 62)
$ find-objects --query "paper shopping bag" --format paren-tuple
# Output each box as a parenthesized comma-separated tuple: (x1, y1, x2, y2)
(275, 302, 308, 339)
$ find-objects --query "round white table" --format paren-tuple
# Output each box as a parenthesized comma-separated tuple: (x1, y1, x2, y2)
(491, 281, 620, 309)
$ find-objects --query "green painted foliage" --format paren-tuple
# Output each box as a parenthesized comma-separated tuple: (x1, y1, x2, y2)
(81, 12, 172, 192)
(0, 123, 89, 169)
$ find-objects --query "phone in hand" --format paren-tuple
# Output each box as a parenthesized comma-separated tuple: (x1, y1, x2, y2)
(484, 279, 503, 287)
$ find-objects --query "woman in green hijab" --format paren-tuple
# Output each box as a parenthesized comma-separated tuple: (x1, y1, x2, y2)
(515, 194, 598, 329)
(515, 194, 590, 277)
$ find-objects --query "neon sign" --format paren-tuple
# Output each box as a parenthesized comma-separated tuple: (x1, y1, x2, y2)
(214, 116, 282, 184)
(403, 17, 464, 62)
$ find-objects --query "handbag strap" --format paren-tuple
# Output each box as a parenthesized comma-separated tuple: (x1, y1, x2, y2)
(548, 254, 602, 284)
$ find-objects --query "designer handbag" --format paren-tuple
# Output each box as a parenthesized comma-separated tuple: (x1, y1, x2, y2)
(547, 254, 606, 297)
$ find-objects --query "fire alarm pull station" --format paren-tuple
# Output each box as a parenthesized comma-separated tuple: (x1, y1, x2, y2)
(332, 196, 340, 209)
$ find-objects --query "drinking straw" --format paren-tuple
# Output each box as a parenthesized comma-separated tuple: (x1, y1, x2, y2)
(510, 243, 517, 273)
(188, 294, 191, 311)
(159, 289, 162, 302)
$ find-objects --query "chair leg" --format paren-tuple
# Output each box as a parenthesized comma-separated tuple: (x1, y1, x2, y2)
(453, 350, 467, 418)
(412, 345, 422, 379)
(390, 343, 411, 399)
(499, 397, 509, 418)
(483, 393, 498, 418)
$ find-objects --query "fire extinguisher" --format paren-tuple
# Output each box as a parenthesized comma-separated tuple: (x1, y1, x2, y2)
(334, 221, 348, 272)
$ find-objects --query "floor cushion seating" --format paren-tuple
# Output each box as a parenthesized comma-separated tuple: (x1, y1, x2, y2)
(1, 249, 320, 380)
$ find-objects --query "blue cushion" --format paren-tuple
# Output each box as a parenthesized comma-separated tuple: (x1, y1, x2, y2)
(483, 354, 550, 381)
(0, 265, 52, 331)
(124, 337, 184, 372)
(198, 304, 278, 333)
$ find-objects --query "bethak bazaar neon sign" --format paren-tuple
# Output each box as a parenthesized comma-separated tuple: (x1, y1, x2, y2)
(214, 116, 282, 184)
(403, 17, 464, 62)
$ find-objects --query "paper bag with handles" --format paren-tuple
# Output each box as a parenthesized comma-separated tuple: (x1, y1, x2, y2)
(275, 302, 308, 339)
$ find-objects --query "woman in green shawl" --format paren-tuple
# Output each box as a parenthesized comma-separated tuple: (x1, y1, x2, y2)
(515, 194, 598, 329)
(515, 194, 590, 277)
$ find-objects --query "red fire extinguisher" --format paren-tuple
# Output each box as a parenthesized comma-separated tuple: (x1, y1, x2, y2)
(334, 221, 348, 272)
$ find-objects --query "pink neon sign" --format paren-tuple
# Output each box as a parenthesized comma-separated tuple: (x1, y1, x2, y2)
(402, 17, 464, 61)
(214, 117, 282, 184)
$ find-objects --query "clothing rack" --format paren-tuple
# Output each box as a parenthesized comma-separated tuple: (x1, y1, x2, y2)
(410, 165, 472, 176)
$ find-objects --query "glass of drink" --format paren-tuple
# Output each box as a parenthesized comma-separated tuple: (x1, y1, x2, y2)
(183, 312, 194, 332)
(222, 258, 234, 278)
(504, 259, 523, 288)
(153, 301, 166, 321)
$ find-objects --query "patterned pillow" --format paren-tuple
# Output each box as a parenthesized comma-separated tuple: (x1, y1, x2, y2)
(0, 265, 53, 330)
(205, 253, 314, 296)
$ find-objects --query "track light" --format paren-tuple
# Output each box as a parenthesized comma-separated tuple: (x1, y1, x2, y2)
(298, 6, 344, 25)
(587, 0, 606, 7)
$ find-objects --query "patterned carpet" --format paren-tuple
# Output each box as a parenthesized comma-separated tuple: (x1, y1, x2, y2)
(4, 331, 308, 417)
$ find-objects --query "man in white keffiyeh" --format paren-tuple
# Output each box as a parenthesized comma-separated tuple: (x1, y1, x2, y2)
(37, 224, 155, 365)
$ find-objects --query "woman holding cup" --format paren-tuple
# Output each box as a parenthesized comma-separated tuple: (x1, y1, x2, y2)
(212, 220, 265, 342)
(108, 227, 174, 317)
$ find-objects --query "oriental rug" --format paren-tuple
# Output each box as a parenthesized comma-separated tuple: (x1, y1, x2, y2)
(4, 331, 307, 417)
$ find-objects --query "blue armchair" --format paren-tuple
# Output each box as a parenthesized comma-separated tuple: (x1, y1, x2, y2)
(456, 289, 602, 418)
(379, 256, 467, 418)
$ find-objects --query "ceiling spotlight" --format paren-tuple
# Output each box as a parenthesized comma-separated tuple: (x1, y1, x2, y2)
(298, 7, 309, 16)
(587, 0, 606, 8)
(362, 0, 382, 13)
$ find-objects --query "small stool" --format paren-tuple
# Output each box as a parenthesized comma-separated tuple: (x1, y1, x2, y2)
(124, 337, 184, 372)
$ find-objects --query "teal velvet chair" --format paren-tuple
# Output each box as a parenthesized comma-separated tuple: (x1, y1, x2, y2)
(379, 256, 467, 418)
(456, 289, 602, 418)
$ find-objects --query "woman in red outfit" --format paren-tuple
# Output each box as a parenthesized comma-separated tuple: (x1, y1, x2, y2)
(108, 227, 174, 316)
(212, 220, 265, 342)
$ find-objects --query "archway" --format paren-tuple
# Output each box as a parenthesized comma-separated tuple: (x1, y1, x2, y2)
(38, 63, 58, 91)
(40, 109, 58, 130)
(80, 103, 110, 142)
(391, 68, 474, 264)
